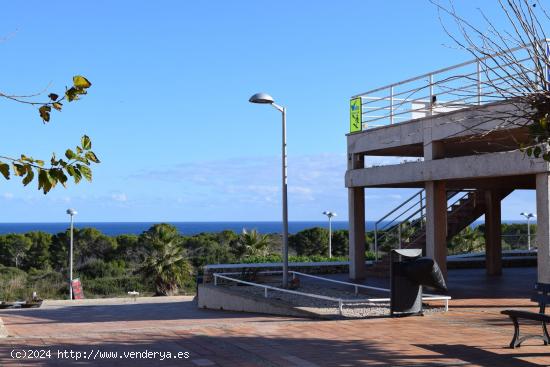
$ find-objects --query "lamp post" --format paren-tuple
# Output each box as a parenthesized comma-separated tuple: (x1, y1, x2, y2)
(322, 211, 337, 258)
(249, 92, 289, 287)
(66, 208, 77, 299)
(520, 212, 535, 250)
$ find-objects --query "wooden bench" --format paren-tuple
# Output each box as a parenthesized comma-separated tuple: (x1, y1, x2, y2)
(501, 283, 550, 348)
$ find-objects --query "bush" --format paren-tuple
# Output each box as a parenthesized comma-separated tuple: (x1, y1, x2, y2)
(79, 259, 127, 278)
(83, 276, 153, 297)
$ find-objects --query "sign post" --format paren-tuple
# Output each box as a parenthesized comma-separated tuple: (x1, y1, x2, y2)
(350, 97, 362, 133)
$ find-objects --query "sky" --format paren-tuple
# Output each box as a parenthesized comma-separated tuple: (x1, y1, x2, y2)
(0, 1, 540, 222)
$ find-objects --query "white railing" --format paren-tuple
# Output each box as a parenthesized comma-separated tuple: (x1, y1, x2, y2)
(212, 270, 450, 315)
(351, 40, 549, 130)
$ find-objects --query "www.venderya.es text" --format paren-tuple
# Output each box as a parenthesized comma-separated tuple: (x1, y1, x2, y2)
(11, 349, 190, 361)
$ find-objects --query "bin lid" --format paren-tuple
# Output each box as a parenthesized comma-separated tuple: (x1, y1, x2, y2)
(391, 249, 422, 258)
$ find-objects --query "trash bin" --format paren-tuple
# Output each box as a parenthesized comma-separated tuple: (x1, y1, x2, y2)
(390, 249, 423, 316)
(390, 249, 447, 317)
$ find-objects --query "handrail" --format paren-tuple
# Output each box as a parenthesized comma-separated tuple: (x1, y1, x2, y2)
(374, 190, 473, 259)
(212, 271, 451, 313)
(351, 39, 550, 131)
(352, 40, 548, 98)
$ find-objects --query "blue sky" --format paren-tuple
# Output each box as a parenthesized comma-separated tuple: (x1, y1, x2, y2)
(0, 1, 538, 222)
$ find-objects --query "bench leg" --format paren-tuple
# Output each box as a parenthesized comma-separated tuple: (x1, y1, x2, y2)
(510, 316, 521, 349)
(543, 321, 550, 346)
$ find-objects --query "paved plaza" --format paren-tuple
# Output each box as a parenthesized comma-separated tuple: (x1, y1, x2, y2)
(1, 268, 550, 366)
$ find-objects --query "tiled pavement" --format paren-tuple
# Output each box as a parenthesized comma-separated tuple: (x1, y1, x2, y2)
(1, 268, 550, 366)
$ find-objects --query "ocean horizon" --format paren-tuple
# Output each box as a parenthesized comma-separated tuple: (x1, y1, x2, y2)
(0, 220, 528, 236)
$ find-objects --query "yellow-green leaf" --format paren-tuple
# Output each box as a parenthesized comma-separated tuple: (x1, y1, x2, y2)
(78, 164, 92, 182)
(81, 135, 92, 150)
(52, 102, 63, 111)
(73, 75, 92, 89)
(85, 151, 100, 163)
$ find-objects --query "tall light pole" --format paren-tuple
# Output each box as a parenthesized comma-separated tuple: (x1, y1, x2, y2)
(249, 92, 289, 287)
(322, 211, 337, 258)
(520, 212, 536, 250)
(66, 208, 77, 299)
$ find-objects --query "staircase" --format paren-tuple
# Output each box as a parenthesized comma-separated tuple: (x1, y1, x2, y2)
(367, 188, 513, 276)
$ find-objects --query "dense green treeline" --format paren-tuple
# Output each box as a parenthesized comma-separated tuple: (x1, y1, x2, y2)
(0, 222, 536, 301)
(0, 224, 356, 301)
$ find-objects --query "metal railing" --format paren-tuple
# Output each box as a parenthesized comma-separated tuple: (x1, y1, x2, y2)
(212, 270, 450, 315)
(374, 189, 475, 260)
(351, 40, 549, 130)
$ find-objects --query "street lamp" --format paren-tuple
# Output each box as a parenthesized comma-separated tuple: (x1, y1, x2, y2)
(249, 92, 289, 287)
(520, 212, 536, 250)
(322, 211, 337, 258)
(66, 208, 77, 299)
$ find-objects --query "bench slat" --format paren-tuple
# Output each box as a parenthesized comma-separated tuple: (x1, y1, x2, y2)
(501, 310, 550, 322)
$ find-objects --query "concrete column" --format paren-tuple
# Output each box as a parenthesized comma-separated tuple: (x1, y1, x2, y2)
(425, 181, 447, 279)
(484, 190, 502, 276)
(348, 153, 366, 280)
(536, 173, 550, 283)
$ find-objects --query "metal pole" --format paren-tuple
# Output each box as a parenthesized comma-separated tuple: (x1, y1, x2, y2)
(527, 216, 531, 251)
(374, 223, 378, 261)
(69, 214, 74, 300)
(330, 215, 334, 258)
(429, 74, 434, 116)
(282, 107, 289, 288)
(390, 86, 394, 124)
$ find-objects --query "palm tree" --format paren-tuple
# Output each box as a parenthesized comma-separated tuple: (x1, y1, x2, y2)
(448, 227, 485, 255)
(138, 224, 193, 296)
(237, 229, 272, 259)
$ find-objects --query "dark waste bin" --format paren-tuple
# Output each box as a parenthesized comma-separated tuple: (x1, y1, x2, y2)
(390, 249, 447, 317)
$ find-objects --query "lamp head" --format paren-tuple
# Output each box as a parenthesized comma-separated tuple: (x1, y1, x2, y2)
(249, 92, 275, 104)
(66, 208, 77, 216)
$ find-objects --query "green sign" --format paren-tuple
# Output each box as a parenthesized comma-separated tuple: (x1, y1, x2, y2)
(350, 97, 362, 133)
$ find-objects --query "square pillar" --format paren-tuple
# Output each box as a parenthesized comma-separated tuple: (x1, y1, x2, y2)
(536, 173, 550, 283)
(348, 154, 366, 280)
(484, 190, 502, 276)
(425, 181, 447, 279)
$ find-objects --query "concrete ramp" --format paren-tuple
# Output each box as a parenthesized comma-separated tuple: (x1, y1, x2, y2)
(197, 284, 328, 319)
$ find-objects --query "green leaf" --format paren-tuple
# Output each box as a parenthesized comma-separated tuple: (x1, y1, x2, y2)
(73, 75, 92, 89)
(38, 169, 54, 194)
(39, 105, 51, 122)
(534, 146, 542, 158)
(65, 149, 76, 160)
(78, 164, 92, 182)
(527, 147, 533, 156)
(81, 135, 92, 150)
(48, 93, 59, 101)
(0, 163, 9, 179)
(22, 169, 34, 186)
(67, 166, 82, 184)
(49, 168, 68, 187)
(65, 87, 79, 102)
(85, 151, 100, 163)
(12, 163, 26, 176)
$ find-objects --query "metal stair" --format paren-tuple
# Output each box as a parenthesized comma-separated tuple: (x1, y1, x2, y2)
(367, 188, 513, 276)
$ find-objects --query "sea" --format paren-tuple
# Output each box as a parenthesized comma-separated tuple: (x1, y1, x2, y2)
(0, 220, 521, 236)
(0, 221, 362, 236)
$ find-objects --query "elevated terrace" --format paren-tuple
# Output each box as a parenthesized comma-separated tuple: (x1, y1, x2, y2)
(346, 42, 550, 286)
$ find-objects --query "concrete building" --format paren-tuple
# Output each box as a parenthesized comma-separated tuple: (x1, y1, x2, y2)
(346, 45, 550, 283)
